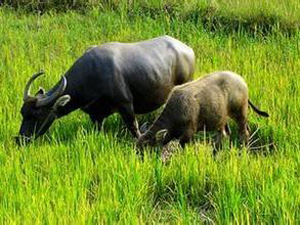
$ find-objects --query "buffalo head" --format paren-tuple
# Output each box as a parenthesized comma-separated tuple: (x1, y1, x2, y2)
(16, 72, 71, 145)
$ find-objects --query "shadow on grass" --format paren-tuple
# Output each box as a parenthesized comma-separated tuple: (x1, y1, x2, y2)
(39, 112, 159, 146)
(191, 122, 276, 156)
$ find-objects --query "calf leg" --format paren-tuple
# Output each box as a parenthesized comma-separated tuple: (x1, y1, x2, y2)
(213, 126, 228, 153)
(234, 111, 249, 147)
(179, 125, 196, 148)
(118, 103, 141, 138)
(231, 102, 250, 148)
(238, 120, 250, 147)
(225, 123, 233, 148)
(225, 123, 231, 136)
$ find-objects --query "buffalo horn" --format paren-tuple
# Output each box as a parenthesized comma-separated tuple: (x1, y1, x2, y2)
(23, 71, 45, 101)
(35, 76, 67, 107)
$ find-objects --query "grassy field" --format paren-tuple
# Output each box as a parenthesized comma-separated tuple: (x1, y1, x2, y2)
(0, 2, 300, 223)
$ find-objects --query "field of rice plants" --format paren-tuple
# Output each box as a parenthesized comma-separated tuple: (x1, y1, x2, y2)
(0, 1, 299, 223)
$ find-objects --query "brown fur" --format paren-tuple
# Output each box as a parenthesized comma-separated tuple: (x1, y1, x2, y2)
(136, 71, 269, 150)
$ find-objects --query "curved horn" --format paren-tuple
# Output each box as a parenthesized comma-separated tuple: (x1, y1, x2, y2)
(23, 71, 45, 101)
(35, 76, 67, 107)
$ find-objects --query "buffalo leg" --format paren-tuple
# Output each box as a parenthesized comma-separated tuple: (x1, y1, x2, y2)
(118, 104, 141, 138)
(87, 106, 112, 131)
(89, 114, 106, 131)
(83, 99, 113, 131)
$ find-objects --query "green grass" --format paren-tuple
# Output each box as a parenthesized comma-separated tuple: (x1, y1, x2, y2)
(0, 5, 300, 223)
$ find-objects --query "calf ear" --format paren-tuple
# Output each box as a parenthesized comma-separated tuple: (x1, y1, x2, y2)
(155, 129, 168, 142)
(140, 122, 149, 134)
(53, 95, 71, 111)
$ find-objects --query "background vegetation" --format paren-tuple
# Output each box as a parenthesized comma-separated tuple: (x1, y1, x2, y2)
(0, 0, 299, 223)
(2, 0, 300, 34)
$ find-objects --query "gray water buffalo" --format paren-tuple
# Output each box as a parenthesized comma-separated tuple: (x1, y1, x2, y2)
(136, 71, 269, 150)
(16, 36, 195, 144)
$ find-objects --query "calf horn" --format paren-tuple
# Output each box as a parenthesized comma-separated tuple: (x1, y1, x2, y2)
(35, 76, 67, 107)
(23, 71, 45, 101)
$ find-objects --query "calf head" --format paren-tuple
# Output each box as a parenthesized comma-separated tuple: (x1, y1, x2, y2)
(16, 72, 71, 145)
(136, 129, 168, 150)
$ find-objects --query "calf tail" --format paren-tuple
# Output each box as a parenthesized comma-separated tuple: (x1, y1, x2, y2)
(248, 100, 269, 117)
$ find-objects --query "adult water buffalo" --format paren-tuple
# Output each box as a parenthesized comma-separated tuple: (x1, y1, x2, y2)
(16, 36, 195, 144)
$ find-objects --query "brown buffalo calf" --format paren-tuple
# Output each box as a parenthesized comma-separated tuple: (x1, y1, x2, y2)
(136, 71, 269, 151)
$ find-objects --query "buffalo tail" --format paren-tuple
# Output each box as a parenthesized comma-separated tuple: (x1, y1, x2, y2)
(248, 100, 269, 117)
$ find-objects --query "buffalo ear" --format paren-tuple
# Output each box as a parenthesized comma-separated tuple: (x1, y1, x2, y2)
(53, 94, 71, 111)
(155, 129, 168, 142)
